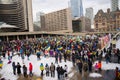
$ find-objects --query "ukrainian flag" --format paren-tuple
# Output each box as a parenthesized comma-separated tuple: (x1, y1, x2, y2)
(57, 46, 63, 50)
(57, 41, 60, 44)
(0, 61, 3, 68)
(45, 46, 50, 51)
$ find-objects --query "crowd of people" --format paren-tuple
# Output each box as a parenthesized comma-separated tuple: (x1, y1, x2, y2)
(0, 34, 120, 80)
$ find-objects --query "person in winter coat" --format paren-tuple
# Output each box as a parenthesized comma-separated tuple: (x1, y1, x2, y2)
(45, 63, 49, 77)
(12, 62, 16, 75)
(105, 53, 110, 64)
(50, 63, 55, 77)
(23, 65, 27, 77)
(94, 63, 98, 72)
(83, 63, 88, 80)
(76, 60, 83, 74)
(116, 49, 120, 63)
(64, 65, 68, 78)
(59, 53, 62, 63)
(98, 61, 102, 73)
(88, 59, 92, 72)
(55, 52, 58, 64)
(0, 58, 3, 69)
(29, 63, 33, 77)
(72, 53, 76, 67)
(56, 65, 60, 80)
(63, 52, 67, 62)
(17, 62, 21, 75)
(59, 66, 65, 80)
(40, 63, 44, 76)
(36, 50, 41, 60)
(115, 67, 120, 80)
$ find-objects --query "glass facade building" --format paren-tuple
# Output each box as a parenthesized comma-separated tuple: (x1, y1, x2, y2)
(70, 0, 83, 18)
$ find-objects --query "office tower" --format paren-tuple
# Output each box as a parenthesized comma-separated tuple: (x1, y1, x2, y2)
(70, 0, 83, 18)
(85, 7, 93, 25)
(41, 8, 73, 33)
(0, 0, 33, 32)
(111, 0, 119, 11)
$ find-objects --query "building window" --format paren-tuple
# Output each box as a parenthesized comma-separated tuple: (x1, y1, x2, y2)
(102, 23, 105, 25)
(96, 24, 98, 28)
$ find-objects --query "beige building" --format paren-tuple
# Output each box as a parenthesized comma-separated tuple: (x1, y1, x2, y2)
(0, 0, 33, 32)
(40, 8, 73, 33)
(94, 8, 120, 32)
(80, 16, 91, 32)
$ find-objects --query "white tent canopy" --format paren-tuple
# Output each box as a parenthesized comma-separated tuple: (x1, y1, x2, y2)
(0, 22, 18, 29)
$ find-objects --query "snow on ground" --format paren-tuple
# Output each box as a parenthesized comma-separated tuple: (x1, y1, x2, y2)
(0, 55, 73, 80)
(93, 61, 120, 70)
(68, 71, 76, 78)
(89, 73, 102, 78)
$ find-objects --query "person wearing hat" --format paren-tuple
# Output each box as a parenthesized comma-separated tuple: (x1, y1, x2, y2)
(40, 63, 44, 76)
(45, 63, 49, 77)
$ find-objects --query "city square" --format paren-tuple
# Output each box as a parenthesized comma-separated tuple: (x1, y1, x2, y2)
(0, 0, 120, 80)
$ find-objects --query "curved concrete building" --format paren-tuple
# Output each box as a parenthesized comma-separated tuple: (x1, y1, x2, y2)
(0, 0, 33, 32)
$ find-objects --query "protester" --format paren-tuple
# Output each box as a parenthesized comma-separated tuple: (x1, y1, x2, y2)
(50, 63, 55, 77)
(98, 61, 102, 73)
(45, 63, 49, 77)
(64, 65, 68, 78)
(115, 67, 119, 80)
(0, 58, 3, 69)
(59, 66, 65, 80)
(83, 62, 88, 80)
(29, 62, 33, 77)
(36, 50, 41, 60)
(17, 62, 21, 75)
(88, 59, 92, 72)
(55, 51, 58, 64)
(59, 53, 62, 63)
(12, 62, 16, 75)
(63, 52, 67, 62)
(71, 52, 75, 67)
(23, 65, 27, 77)
(56, 65, 60, 80)
(40, 63, 44, 76)
(94, 63, 98, 72)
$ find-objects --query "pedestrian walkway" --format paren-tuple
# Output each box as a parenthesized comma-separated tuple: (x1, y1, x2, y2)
(103, 70, 115, 80)
(18, 75, 42, 80)
(70, 70, 115, 80)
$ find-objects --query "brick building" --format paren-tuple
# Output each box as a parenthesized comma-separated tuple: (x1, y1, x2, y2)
(94, 8, 120, 32)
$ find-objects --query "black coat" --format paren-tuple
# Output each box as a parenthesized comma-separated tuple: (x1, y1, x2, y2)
(77, 62, 82, 70)
(59, 68, 65, 75)
(23, 66, 27, 73)
(17, 64, 21, 74)
(56, 66, 60, 74)
(12, 62, 16, 71)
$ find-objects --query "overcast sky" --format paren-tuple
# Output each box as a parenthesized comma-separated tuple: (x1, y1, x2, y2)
(32, 0, 112, 21)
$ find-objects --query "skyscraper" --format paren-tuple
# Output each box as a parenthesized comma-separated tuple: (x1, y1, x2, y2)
(70, 0, 83, 18)
(0, 0, 33, 32)
(85, 7, 93, 25)
(111, 0, 119, 11)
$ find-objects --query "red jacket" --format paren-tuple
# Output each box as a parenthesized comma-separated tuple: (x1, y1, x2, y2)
(29, 63, 33, 71)
(116, 70, 118, 77)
